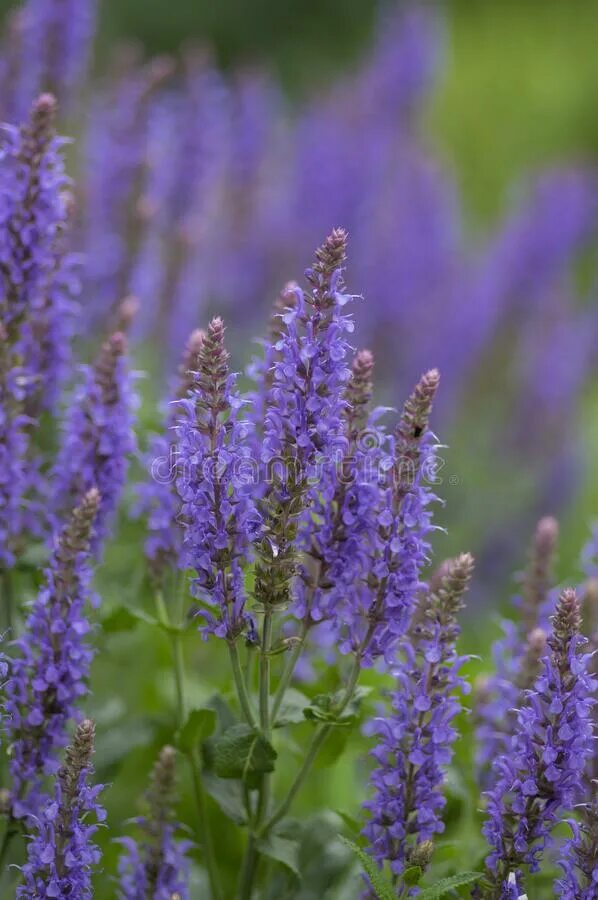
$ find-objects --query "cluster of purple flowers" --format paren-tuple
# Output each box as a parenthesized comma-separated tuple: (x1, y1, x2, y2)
(5, 488, 99, 821)
(479, 588, 596, 898)
(363, 553, 474, 880)
(175, 316, 260, 641)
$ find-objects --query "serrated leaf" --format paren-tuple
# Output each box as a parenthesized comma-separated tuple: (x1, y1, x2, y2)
(213, 724, 277, 783)
(274, 689, 311, 727)
(403, 865, 423, 886)
(203, 772, 247, 825)
(338, 836, 395, 900)
(256, 834, 301, 878)
(177, 708, 216, 753)
(418, 871, 484, 899)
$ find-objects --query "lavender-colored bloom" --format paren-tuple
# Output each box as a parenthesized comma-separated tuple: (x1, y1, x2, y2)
(14, 0, 97, 119)
(254, 229, 354, 613)
(117, 746, 191, 899)
(5, 490, 99, 821)
(53, 332, 138, 556)
(18, 718, 105, 899)
(80, 55, 173, 329)
(0, 93, 78, 410)
(175, 317, 259, 640)
(482, 589, 596, 898)
(339, 369, 440, 667)
(556, 801, 598, 900)
(138, 328, 205, 586)
(475, 517, 559, 784)
(363, 553, 474, 882)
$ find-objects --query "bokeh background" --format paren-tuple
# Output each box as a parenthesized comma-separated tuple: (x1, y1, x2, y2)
(98, 0, 598, 593)
(1, 2, 598, 894)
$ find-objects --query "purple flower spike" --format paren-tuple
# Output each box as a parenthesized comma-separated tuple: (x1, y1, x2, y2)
(117, 746, 191, 899)
(5, 489, 100, 821)
(255, 229, 354, 614)
(53, 331, 138, 556)
(341, 368, 441, 666)
(175, 317, 259, 641)
(18, 718, 105, 899)
(138, 327, 205, 587)
(556, 799, 598, 900)
(363, 553, 474, 883)
(475, 517, 559, 786)
(15, 0, 97, 119)
(299, 347, 382, 628)
(482, 588, 596, 898)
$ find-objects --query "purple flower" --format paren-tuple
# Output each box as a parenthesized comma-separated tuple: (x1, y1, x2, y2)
(254, 228, 354, 613)
(14, 0, 97, 119)
(363, 553, 474, 882)
(556, 801, 598, 900)
(339, 368, 441, 667)
(5, 489, 99, 821)
(18, 718, 105, 899)
(475, 517, 559, 785)
(137, 328, 205, 587)
(117, 746, 191, 899)
(482, 589, 596, 897)
(175, 317, 259, 640)
(53, 332, 138, 556)
(79, 56, 173, 329)
(0, 93, 78, 411)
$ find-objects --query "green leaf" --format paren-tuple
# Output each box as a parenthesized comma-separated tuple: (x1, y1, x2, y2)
(203, 772, 247, 825)
(177, 708, 217, 753)
(101, 606, 141, 634)
(418, 872, 484, 899)
(338, 836, 395, 900)
(256, 834, 301, 878)
(304, 686, 372, 725)
(403, 865, 423, 887)
(101, 605, 160, 634)
(313, 727, 350, 768)
(213, 724, 277, 783)
(274, 688, 311, 727)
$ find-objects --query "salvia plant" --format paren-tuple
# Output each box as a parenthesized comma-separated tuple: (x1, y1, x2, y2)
(0, 3, 595, 900)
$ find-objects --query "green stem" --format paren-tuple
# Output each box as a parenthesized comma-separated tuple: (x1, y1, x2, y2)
(237, 833, 259, 900)
(237, 609, 274, 898)
(261, 653, 362, 835)
(259, 611, 273, 736)
(228, 640, 257, 728)
(155, 586, 223, 900)
(270, 622, 309, 724)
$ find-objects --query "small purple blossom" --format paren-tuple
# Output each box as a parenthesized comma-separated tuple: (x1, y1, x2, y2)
(53, 332, 138, 556)
(363, 553, 474, 883)
(117, 746, 191, 899)
(475, 517, 559, 785)
(5, 489, 99, 821)
(137, 328, 205, 587)
(18, 718, 105, 899)
(175, 317, 259, 640)
(482, 588, 596, 898)
(340, 368, 441, 667)
(254, 229, 354, 614)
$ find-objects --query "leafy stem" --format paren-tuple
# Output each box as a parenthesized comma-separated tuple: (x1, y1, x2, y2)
(155, 583, 223, 900)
